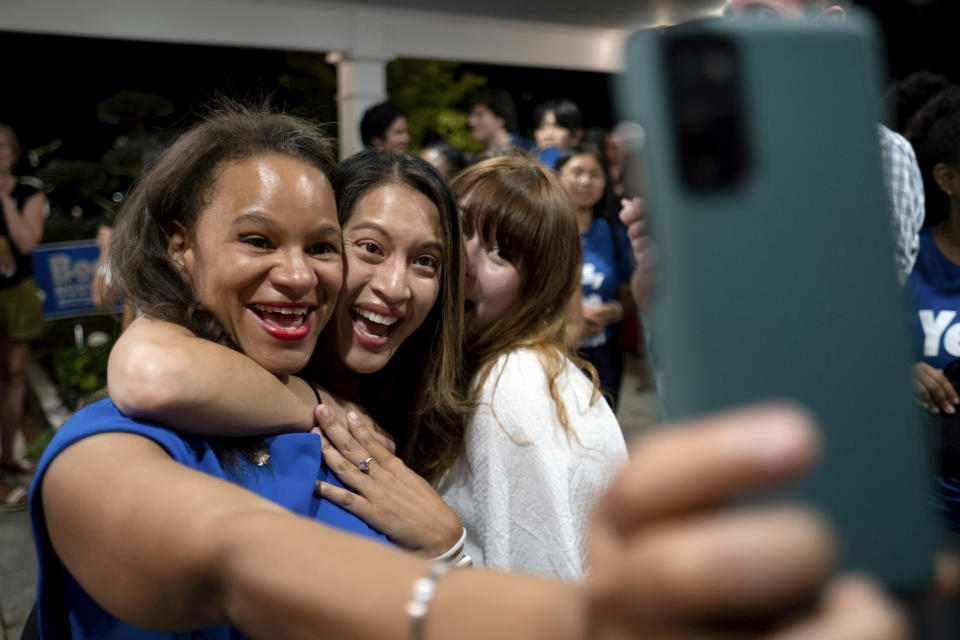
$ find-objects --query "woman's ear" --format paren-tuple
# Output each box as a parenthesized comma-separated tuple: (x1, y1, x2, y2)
(166, 221, 193, 276)
(933, 162, 959, 198)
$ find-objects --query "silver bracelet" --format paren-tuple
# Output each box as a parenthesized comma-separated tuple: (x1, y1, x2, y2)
(405, 561, 451, 640)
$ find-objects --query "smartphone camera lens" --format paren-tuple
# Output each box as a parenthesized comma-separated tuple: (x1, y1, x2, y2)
(703, 51, 734, 84)
(666, 33, 751, 191)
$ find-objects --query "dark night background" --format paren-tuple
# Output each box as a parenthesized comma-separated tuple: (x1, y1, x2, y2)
(0, 0, 956, 175)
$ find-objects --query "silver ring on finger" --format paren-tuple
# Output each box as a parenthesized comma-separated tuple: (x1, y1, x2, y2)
(359, 456, 374, 473)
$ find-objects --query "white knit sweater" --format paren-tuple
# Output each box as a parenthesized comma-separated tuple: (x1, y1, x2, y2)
(434, 348, 628, 579)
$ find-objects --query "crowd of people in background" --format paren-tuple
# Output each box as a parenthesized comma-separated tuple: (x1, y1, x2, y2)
(363, 89, 641, 407)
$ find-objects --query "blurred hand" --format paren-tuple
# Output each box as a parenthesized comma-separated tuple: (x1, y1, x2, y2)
(583, 403, 910, 640)
(96, 225, 112, 251)
(619, 197, 655, 310)
(913, 361, 959, 415)
(582, 303, 612, 337)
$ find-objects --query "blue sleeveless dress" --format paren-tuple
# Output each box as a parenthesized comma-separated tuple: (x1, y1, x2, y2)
(29, 399, 388, 639)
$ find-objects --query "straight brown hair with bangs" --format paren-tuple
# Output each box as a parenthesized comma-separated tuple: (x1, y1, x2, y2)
(452, 156, 601, 433)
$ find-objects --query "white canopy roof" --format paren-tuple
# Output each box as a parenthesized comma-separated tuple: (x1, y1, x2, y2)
(0, 0, 724, 154)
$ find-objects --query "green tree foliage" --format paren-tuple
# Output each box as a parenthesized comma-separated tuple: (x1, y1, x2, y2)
(35, 89, 177, 240)
(278, 52, 339, 135)
(387, 59, 487, 153)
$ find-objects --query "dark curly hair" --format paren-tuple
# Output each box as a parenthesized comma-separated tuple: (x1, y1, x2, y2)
(910, 85, 960, 228)
(887, 70, 951, 139)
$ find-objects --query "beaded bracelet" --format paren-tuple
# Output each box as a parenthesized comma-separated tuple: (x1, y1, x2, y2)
(405, 561, 451, 640)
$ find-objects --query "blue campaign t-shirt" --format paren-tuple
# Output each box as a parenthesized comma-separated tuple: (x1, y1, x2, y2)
(906, 228, 960, 370)
(905, 227, 960, 533)
(29, 399, 388, 639)
(579, 216, 634, 349)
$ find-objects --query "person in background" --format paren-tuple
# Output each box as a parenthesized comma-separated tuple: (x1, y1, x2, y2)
(906, 88, 960, 424)
(602, 128, 627, 200)
(724, 0, 924, 285)
(557, 144, 633, 407)
(419, 142, 466, 182)
(0, 123, 46, 501)
(360, 101, 410, 155)
(91, 224, 137, 330)
(888, 70, 952, 141)
(466, 88, 534, 153)
(531, 98, 584, 168)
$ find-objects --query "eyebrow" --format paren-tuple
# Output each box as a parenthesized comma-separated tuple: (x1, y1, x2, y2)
(232, 213, 279, 228)
(232, 213, 341, 237)
(348, 221, 443, 252)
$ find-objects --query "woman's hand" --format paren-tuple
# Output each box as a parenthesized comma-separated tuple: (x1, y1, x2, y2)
(581, 301, 623, 337)
(913, 362, 959, 415)
(582, 403, 910, 639)
(312, 405, 462, 558)
(315, 390, 396, 454)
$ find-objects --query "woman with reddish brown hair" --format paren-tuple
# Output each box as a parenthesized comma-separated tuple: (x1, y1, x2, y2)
(435, 156, 627, 579)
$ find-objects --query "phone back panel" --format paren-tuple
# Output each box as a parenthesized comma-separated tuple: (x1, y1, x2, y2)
(618, 14, 937, 593)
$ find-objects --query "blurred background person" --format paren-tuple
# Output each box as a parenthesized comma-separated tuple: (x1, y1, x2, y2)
(531, 98, 584, 168)
(419, 141, 467, 182)
(466, 88, 534, 153)
(888, 70, 952, 141)
(360, 100, 410, 155)
(602, 127, 627, 200)
(90, 224, 136, 330)
(557, 144, 633, 407)
(0, 123, 46, 489)
(906, 87, 960, 427)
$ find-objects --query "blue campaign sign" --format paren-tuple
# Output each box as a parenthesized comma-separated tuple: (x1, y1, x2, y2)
(31, 241, 115, 319)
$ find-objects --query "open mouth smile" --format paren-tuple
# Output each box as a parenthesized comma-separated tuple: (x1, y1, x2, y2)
(350, 306, 401, 345)
(249, 303, 315, 341)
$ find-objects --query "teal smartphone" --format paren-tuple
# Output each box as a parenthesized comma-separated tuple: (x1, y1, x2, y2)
(616, 13, 938, 597)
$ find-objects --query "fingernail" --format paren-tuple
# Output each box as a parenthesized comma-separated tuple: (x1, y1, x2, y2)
(310, 426, 321, 435)
(347, 411, 358, 421)
(316, 405, 329, 418)
(742, 406, 816, 472)
(947, 406, 956, 415)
